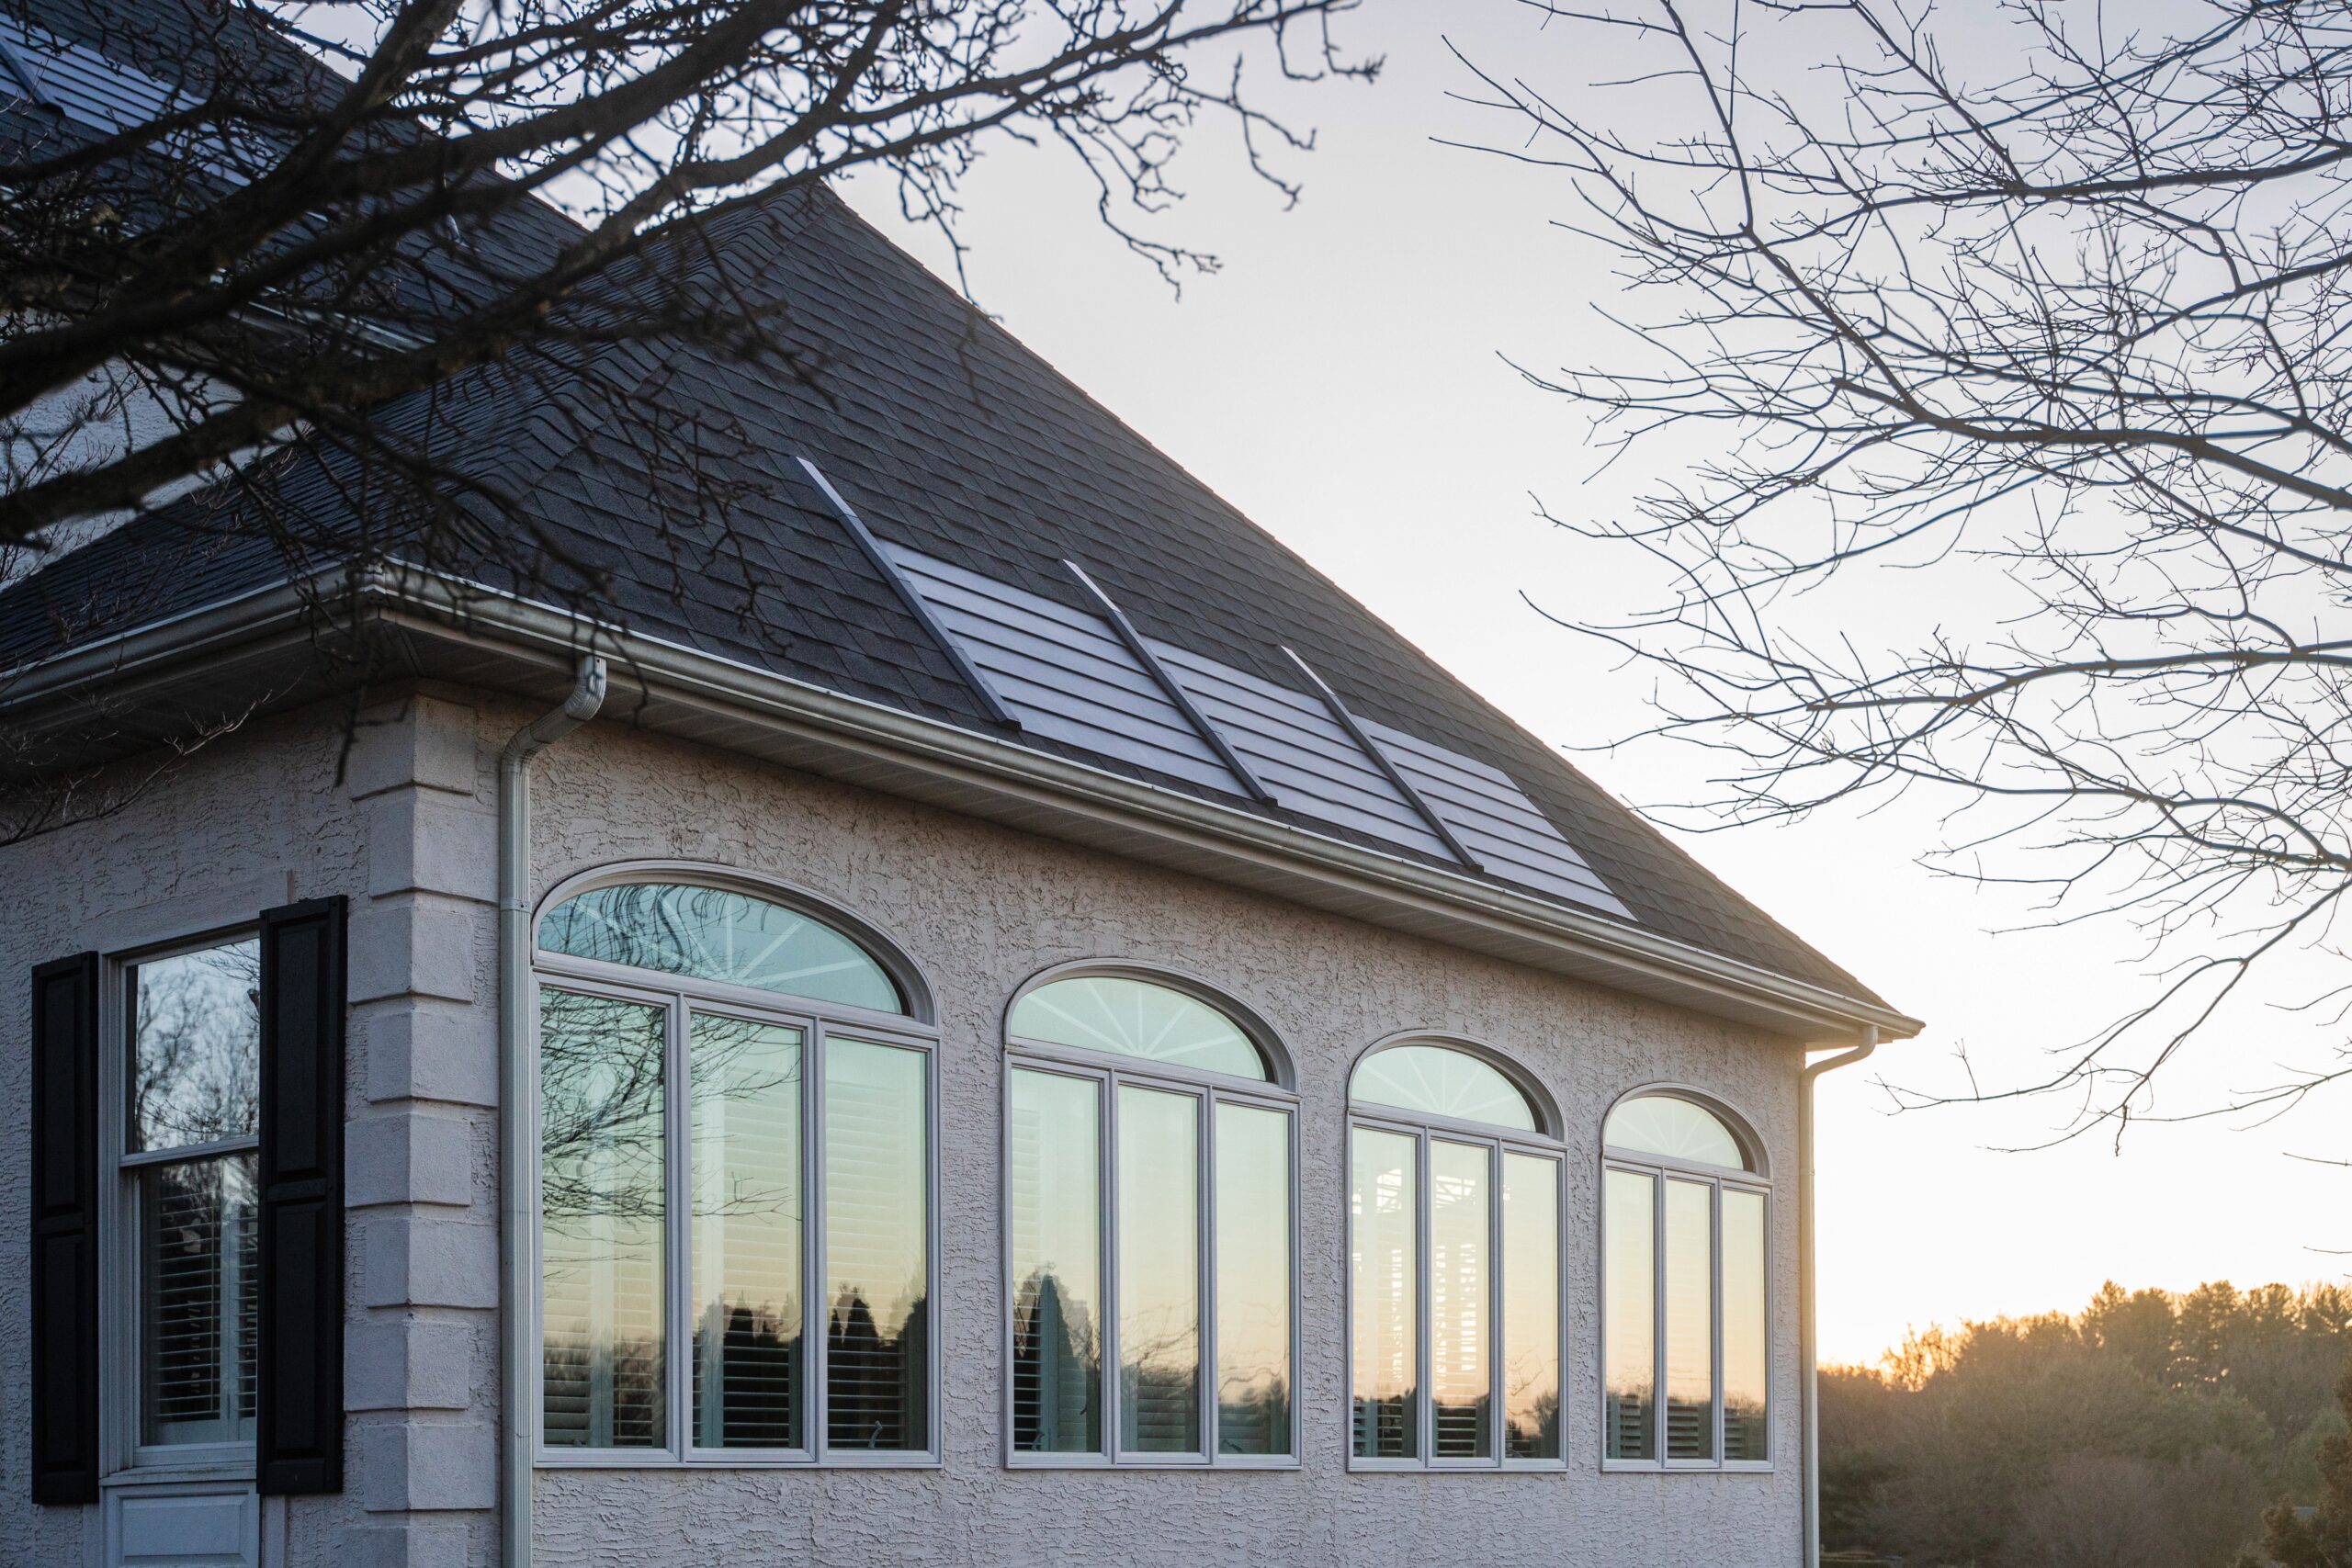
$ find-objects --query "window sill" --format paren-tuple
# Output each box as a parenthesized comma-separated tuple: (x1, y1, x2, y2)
(535, 1451, 941, 1472)
(1600, 1460, 1778, 1475)
(1005, 1455, 1303, 1472)
(104, 1461, 255, 1489)
(1346, 1459, 1571, 1474)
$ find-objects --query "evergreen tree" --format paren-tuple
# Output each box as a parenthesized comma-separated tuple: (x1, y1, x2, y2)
(2260, 1353, 2352, 1568)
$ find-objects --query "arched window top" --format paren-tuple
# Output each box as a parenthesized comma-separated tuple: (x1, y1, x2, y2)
(538, 880, 907, 1016)
(1351, 1041, 1544, 1134)
(1007, 971, 1272, 1082)
(1604, 1092, 1752, 1172)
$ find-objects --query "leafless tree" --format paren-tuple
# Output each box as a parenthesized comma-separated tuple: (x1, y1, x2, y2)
(0, 0, 1372, 836)
(1454, 0, 2352, 1142)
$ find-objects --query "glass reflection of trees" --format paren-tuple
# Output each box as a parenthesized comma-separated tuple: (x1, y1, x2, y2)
(536, 926, 932, 1460)
(1006, 973, 1294, 1464)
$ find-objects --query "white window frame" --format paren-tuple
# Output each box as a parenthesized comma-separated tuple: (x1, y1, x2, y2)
(1598, 1087, 1774, 1475)
(530, 869, 942, 1470)
(1000, 963, 1303, 1471)
(98, 925, 264, 1484)
(1343, 1036, 1569, 1474)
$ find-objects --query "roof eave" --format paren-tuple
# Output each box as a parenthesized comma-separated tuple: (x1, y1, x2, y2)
(0, 562, 1923, 1045)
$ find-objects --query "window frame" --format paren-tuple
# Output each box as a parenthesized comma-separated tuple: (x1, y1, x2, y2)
(1000, 962, 1303, 1472)
(1597, 1086, 1774, 1476)
(1343, 1035, 1569, 1475)
(98, 925, 266, 1484)
(530, 868, 942, 1471)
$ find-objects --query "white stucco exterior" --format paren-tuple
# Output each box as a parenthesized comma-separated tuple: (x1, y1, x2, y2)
(1, 683, 1808, 1567)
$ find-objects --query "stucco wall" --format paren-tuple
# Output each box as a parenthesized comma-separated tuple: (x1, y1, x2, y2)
(518, 699, 1807, 1568)
(0, 684, 1809, 1567)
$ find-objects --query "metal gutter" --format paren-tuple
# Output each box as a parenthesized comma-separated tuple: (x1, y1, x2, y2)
(1, 563, 1922, 1043)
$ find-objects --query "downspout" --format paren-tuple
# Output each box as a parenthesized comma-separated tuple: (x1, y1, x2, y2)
(498, 655, 608, 1568)
(1800, 1025, 1877, 1568)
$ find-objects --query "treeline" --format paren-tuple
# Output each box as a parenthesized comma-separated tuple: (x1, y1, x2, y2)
(1822, 1280, 2352, 1567)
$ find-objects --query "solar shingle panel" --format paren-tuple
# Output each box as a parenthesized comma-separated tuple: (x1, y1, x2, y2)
(880, 544, 1253, 799)
(1363, 718, 1632, 918)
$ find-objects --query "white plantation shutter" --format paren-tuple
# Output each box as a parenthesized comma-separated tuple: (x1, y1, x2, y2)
(141, 1156, 258, 1445)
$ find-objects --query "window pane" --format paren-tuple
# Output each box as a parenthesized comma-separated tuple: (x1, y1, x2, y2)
(141, 1154, 256, 1445)
(1010, 976, 1264, 1080)
(1501, 1153, 1560, 1460)
(1604, 1095, 1747, 1171)
(1116, 1085, 1201, 1453)
(824, 1038, 930, 1451)
(1350, 1126, 1418, 1459)
(130, 941, 259, 1154)
(1351, 1044, 1536, 1132)
(1724, 1189, 1769, 1461)
(541, 883, 903, 1015)
(689, 1014, 803, 1450)
(1603, 1168, 1656, 1461)
(539, 989, 667, 1449)
(1214, 1102, 1291, 1457)
(1429, 1141, 1492, 1459)
(1664, 1178, 1716, 1461)
(1010, 1069, 1102, 1454)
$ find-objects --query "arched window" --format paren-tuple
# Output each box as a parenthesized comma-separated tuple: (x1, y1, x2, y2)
(1003, 966, 1295, 1466)
(1600, 1090, 1770, 1471)
(1347, 1038, 1563, 1470)
(531, 874, 935, 1466)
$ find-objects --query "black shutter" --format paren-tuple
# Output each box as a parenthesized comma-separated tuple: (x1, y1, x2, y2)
(256, 897, 347, 1495)
(28, 952, 99, 1506)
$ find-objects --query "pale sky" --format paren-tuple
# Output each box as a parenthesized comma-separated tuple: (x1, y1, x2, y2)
(842, 0, 2350, 1366)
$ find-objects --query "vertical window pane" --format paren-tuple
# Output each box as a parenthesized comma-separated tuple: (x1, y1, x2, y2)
(1214, 1102, 1291, 1457)
(689, 1014, 802, 1450)
(1603, 1168, 1656, 1461)
(1501, 1153, 1560, 1460)
(1723, 1189, 1769, 1461)
(1350, 1126, 1419, 1459)
(1664, 1178, 1716, 1461)
(1430, 1140, 1491, 1460)
(1010, 1069, 1102, 1454)
(141, 1154, 256, 1445)
(539, 989, 667, 1449)
(824, 1037, 930, 1452)
(130, 941, 259, 1153)
(1115, 1085, 1201, 1454)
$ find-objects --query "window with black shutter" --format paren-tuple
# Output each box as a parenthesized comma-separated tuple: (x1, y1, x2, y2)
(29, 898, 345, 1502)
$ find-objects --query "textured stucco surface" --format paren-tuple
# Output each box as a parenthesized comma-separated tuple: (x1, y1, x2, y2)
(0, 686, 1808, 1566)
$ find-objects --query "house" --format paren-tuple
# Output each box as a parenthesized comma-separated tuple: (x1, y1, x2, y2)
(0, 7, 1918, 1565)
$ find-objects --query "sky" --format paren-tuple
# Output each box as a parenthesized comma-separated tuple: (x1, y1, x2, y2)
(839, 0, 2351, 1366)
